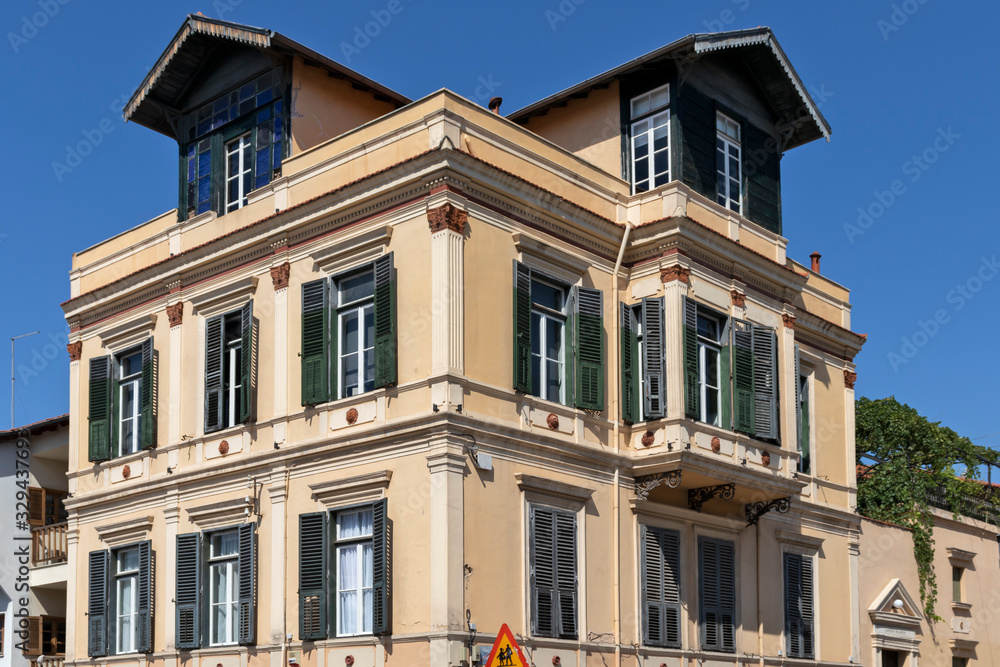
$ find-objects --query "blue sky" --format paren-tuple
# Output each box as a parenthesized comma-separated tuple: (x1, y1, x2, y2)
(1, 0, 997, 453)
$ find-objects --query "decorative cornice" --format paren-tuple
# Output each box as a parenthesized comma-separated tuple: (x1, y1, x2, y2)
(67, 341, 82, 362)
(270, 262, 290, 290)
(947, 547, 976, 565)
(166, 302, 184, 327)
(427, 202, 467, 234)
(660, 265, 690, 284)
(844, 370, 857, 389)
(515, 472, 595, 502)
(309, 470, 392, 507)
(782, 313, 796, 329)
(95, 516, 154, 547)
(730, 290, 746, 308)
(186, 497, 250, 530)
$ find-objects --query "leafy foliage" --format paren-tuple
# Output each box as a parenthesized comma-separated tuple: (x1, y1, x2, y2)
(855, 396, 984, 621)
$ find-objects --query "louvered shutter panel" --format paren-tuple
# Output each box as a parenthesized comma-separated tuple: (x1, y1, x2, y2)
(237, 523, 256, 645)
(554, 510, 578, 639)
(88, 356, 112, 462)
(140, 337, 157, 449)
(718, 540, 736, 652)
(204, 316, 224, 434)
(642, 297, 665, 419)
(641, 526, 662, 645)
(372, 498, 390, 635)
(794, 345, 802, 453)
(175, 533, 201, 649)
(720, 319, 732, 430)
(785, 553, 801, 657)
(88, 550, 110, 657)
(682, 297, 699, 418)
(752, 325, 778, 439)
(373, 253, 397, 388)
(801, 556, 814, 657)
(28, 487, 44, 526)
(137, 540, 153, 652)
(699, 537, 719, 650)
(661, 530, 682, 648)
(301, 279, 330, 405)
(642, 527, 682, 648)
(732, 320, 755, 434)
(239, 300, 254, 424)
(299, 512, 328, 639)
(25, 617, 42, 655)
(620, 304, 639, 424)
(512, 261, 532, 393)
(530, 506, 555, 637)
(575, 287, 604, 411)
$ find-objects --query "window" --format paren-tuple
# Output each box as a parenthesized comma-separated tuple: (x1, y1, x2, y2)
(297, 500, 390, 640)
(300, 254, 397, 406)
(784, 552, 814, 658)
(641, 526, 681, 648)
(529, 505, 577, 639)
(114, 548, 140, 654)
(953, 658, 968, 667)
(205, 302, 253, 433)
(23, 616, 65, 657)
(512, 261, 604, 411)
(796, 346, 811, 474)
(952, 566, 963, 602)
(87, 338, 156, 463)
(87, 543, 151, 657)
(28, 487, 68, 527)
(630, 85, 671, 194)
(716, 113, 742, 213)
(116, 347, 142, 457)
(176, 525, 256, 649)
(621, 299, 665, 423)
(225, 133, 253, 213)
(697, 311, 723, 426)
(698, 536, 735, 653)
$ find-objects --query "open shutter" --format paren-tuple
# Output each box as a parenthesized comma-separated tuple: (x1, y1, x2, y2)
(620, 304, 639, 424)
(642, 297, 665, 419)
(299, 512, 328, 640)
(642, 526, 681, 648)
(720, 319, 732, 430)
(682, 297, 699, 419)
(575, 287, 604, 411)
(372, 498, 390, 635)
(744, 122, 782, 235)
(204, 316, 224, 434)
(752, 325, 778, 439)
(512, 261, 532, 394)
(175, 533, 201, 649)
(373, 253, 397, 388)
(140, 337, 156, 450)
(529, 506, 555, 637)
(25, 617, 42, 655)
(301, 279, 330, 406)
(239, 300, 254, 424)
(237, 523, 256, 645)
(554, 510, 578, 639)
(88, 356, 112, 462)
(732, 319, 755, 434)
(137, 540, 153, 652)
(28, 487, 44, 526)
(88, 549, 110, 657)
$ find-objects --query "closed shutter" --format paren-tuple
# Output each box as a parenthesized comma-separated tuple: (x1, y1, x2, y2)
(801, 556, 814, 657)
(575, 287, 604, 411)
(677, 85, 717, 199)
(699, 537, 735, 652)
(530, 506, 577, 639)
(642, 297, 665, 419)
(554, 511, 578, 639)
(301, 279, 330, 405)
(512, 261, 532, 393)
(88, 356, 112, 462)
(204, 316, 224, 434)
(682, 297, 699, 419)
(299, 512, 328, 640)
(372, 498, 390, 635)
(785, 553, 814, 658)
(239, 300, 254, 424)
(373, 253, 397, 388)
(25, 617, 42, 656)
(641, 526, 681, 648)
(620, 304, 639, 424)
(752, 325, 778, 440)
(744, 123, 782, 235)
(175, 533, 201, 649)
(237, 523, 256, 645)
(732, 319, 754, 434)
(137, 540, 153, 652)
(87, 549, 110, 657)
(28, 487, 44, 526)
(139, 337, 157, 450)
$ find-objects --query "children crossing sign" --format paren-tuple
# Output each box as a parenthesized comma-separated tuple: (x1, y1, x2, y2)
(484, 623, 528, 667)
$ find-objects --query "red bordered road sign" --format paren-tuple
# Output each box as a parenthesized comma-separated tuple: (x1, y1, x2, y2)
(484, 623, 528, 667)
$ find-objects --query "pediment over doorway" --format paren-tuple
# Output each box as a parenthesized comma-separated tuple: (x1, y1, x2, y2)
(869, 578, 923, 628)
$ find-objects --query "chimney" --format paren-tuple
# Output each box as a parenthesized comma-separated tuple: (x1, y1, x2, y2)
(488, 97, 502, 115)
(810, 252, 821, 274)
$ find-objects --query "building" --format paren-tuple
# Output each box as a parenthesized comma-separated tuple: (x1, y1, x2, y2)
(0, 415, 70, 667)
(61, 16, 867, 667)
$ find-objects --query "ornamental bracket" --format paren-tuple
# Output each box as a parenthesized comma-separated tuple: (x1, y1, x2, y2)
(745, 497, 791, 526)
(634, 471, 683, 501)
(687, 483, 735, 512)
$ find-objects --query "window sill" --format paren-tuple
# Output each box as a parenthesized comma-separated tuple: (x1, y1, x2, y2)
(182, 645, 247, 657)
(952, 601, 973, 612)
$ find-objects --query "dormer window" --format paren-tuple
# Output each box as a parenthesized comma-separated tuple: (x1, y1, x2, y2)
(630, 84, 671, 194)
(715, 112, 742, 213)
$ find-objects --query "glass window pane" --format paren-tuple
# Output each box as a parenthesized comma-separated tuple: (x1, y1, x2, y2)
(119, 577, 134, 614)
(214, 531, 239, 557)
(531, 281, 563, 311)
(546, 319, 562, 360)
(653, 124, 669, 152)
(650, 87, 669, 111)
(339, 546, 358, 589)
(118, 548, 139, 572)
(705, 348, 719, 386)
(631, 96, 649, 118)
(342, 311, 359, 355)
(531, 354, 541, 395)
(654, 151, 669, 179)
(531, 313, 541, 355)
(635, 154, 649, 182)
(339, 591, 357, 635)
(339, 271, 375, 304)
(363, 306, 374, 349)
(546, 361, 561, 400)
(342, 353, 358, 396)
(362, 543, 373, 587)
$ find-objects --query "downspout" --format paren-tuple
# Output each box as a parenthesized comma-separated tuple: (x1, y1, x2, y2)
(611, 221, 633, 666)
(757, 522, 764, 667)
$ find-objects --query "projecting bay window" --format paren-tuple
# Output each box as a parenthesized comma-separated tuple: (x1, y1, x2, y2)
(716, 112, 742, 213)
(87, 543, 152, 657)
(204, 302, 253, 434)
(620, 299, 665, 424)
(87, 338, 156, 463)
(629, 84, 671, 194)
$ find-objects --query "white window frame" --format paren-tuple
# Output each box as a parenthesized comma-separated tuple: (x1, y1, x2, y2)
(334, 268, 376, 399)
(114, 547, 139, 655)
(225, 133, 253, 213)
(334, 507, 374, 637)
(208, 530, 240, 646)
(630, 84, 671, 195)
(222, 312, 243, 429)
(697, 311, 723, 426)
(632, 304, 646, 422)
(116, 348, 142, 457)
(530, 276, 568, 404)
(716, 112, 742, 213)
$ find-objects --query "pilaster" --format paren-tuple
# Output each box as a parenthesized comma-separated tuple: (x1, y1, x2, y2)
(426, 445, 466, 664)
(428, 203, 466, 377)
(781, 308, 797, 467)
(271, 262, 290, 422)
(661, 264, 690, 420)
(65, 524, 79, 662)
(67, 343, 81, 486)
(163, 496, 180, 651)
(268, 475, 288, 646)
(167, 303, 183, 446)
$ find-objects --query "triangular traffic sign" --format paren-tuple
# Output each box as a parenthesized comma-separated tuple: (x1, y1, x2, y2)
(484, 623, 528, 667)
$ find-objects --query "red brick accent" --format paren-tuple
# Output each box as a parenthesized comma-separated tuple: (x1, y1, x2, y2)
(660, 265, 691, 284)
(428, 203, 467, 234)
(270, 262, 291, 290)
(166, 302, 184, 327)
(67, 341, 82, 362)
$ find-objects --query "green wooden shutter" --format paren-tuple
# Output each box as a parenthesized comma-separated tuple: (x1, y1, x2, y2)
(785, 553, 814, 658)
(642, 297, 665, 419)
(699, 537, 736, 652)
(529, 506, 555, 637)
(732, 319, 755, 434)
(682, 297, 699, 419)
(299, 512, 328, 640)
(137, 540, 153, 652)
(752, 325, 778, 440)
(796, 346, 811, 474)
(139, 338, 156, 450)
(176, 533, 201, 649)
(204, 316, 224, 434)
(575, 287, 604, 411)
(720, 319, 732, 431)
(642, 526, 681, 648)
(239, 300, 254, 424)
(677, 85, 717, 199)
(620, 304, 639, 424)
(512, 261, 532, 394)
(237, 523, 256, 645)
(301, 279, 330, 406)
(372, 497, 389, 635)
(801, 555, 814, 657)
(373, 253, 397, 388)
(744, 122, 782, 235)
(554, 510, 578, 639)
(718, 540, 736, 652)
(87, 549, 110, 657)
(88, 356, 112, 462)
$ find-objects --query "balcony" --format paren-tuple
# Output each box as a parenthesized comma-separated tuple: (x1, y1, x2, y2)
(31, 522, 67, 566)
